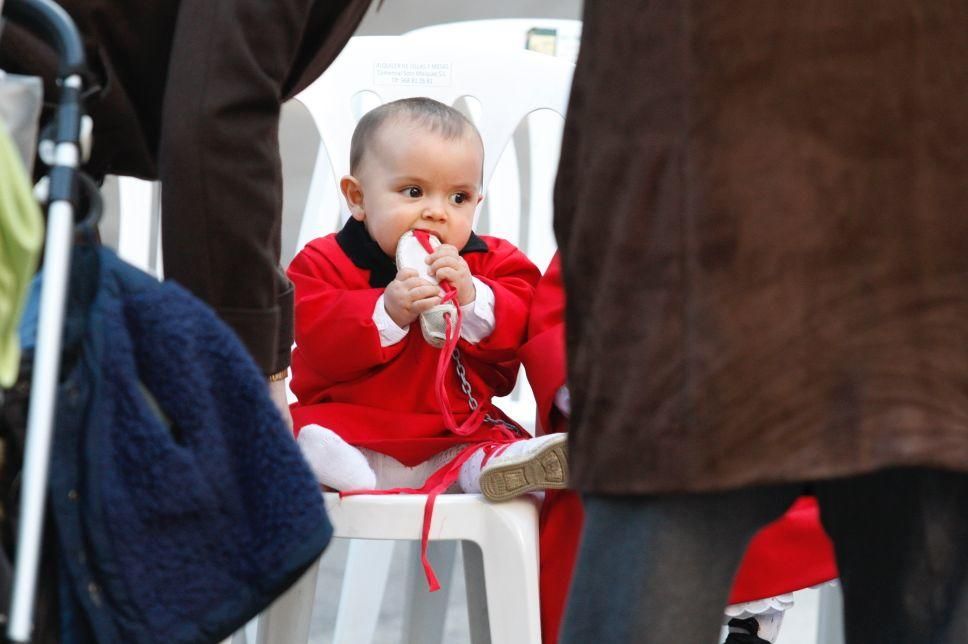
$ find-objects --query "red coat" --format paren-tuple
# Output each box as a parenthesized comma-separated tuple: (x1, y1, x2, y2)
(288, 219, 540, 464)
(520, 254, 838, 643)
(518, 255, 583, 644)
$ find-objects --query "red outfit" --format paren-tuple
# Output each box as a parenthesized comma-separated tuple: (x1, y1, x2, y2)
(520, 254, 839, 643)
(288, 219, 540, 463)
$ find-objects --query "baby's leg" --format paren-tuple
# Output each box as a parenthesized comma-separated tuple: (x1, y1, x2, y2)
(458, 447, 486, 494)
(296, 424, 376, 491)
(362, 445, 465, 490)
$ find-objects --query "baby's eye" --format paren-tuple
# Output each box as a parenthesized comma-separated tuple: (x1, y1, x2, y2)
(403, 186, 423, 198)
(450, 192, 470, 205)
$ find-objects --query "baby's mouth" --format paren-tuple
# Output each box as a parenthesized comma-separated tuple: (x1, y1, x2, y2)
(412, 228, 443, 243)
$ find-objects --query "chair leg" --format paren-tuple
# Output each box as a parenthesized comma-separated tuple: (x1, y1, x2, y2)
(224, 618, 259, 644)
(816, 582, 846, 644)
(401, 540, 457, 644)
(332, 539, 397, 644)
(255, 558, 321, 644)
(475, 506, 542, 644)
(462, 541, 492, 644)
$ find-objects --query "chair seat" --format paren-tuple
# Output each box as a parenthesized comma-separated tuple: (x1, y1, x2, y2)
(324, 491, 538, 541)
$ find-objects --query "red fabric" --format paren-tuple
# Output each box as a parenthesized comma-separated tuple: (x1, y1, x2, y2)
(288, 233, 540, 465)
(521, 253, 838, 643)
(520, 255, 568, 435)
(729, 496, 838, 603)
(409, 228, 473, 437)
(520, 255, 583, 644)
(538, 489, 584, 644)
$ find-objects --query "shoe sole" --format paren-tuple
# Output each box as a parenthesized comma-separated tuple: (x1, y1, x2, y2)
(479, 436, 569, 502)
(419, 309, 455, 348)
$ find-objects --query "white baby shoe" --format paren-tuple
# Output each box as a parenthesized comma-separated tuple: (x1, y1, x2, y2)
(395, 230, 458, 348)
(478, 433, 569, 502)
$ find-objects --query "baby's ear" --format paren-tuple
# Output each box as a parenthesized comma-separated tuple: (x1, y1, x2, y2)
(340, 175, 365, 220)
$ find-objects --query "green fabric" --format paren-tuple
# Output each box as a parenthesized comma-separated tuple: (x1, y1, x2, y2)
(0, 122, 43, 387)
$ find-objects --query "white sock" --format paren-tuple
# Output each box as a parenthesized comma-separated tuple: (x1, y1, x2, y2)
(457, 447, 486, 494)
(296, 424, 377, 491)
(755, 611, 785, 643)
(361, 447, 458, 490)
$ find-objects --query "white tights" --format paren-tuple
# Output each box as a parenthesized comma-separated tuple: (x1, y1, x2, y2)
(296, 424, 485, 492)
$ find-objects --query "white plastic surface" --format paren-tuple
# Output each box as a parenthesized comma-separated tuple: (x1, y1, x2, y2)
(400, 540, 460, 644)
(816, 583, 846, 644)
(331, 540, 396, 643)
(115, 176, 163, 277)
(292, 34, 574, 251)
(252, 494, 542, 644)
(254, 558, 321, 644)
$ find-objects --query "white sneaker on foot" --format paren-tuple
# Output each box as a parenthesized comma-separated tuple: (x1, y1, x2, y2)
(395, 230, 457, 348)
(478, 433, 569, 502)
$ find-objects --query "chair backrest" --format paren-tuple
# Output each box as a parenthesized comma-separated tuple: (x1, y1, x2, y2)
(292, 34, 573, 250)
(291, 34, 575, 429)
(404, 18, 582, 63)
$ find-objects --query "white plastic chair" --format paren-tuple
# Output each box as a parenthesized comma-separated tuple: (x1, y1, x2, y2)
(249, 34, 575, 644)
(256, 494, 542, 644)
(817, 583, 846, 644)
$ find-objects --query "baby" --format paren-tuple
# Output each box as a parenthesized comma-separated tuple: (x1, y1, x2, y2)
(287, 98, 566, 552)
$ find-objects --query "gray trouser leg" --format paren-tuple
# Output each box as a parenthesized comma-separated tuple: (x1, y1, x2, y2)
(561, 487, 797, 644)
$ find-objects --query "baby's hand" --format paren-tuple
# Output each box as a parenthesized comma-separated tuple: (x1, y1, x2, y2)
(384, 268, 442, 328)
(427, 245, 475, 305)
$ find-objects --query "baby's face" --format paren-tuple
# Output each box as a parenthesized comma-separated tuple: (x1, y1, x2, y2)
(347, 119, 484, 257)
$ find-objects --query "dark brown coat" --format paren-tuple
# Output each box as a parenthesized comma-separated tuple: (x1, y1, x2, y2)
(554, 2, 968, 494)
(1, 0, 373, 374)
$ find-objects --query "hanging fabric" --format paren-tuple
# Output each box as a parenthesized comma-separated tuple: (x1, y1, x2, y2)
(0, 119, 43, 387)
(0, 71, 43, 173)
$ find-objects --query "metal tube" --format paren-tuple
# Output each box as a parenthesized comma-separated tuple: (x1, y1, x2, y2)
(0, 0, 86, 76)
(7, 201, 75, 643)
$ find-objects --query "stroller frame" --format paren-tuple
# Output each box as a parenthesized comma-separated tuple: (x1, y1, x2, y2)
(0, 0, 88, 640)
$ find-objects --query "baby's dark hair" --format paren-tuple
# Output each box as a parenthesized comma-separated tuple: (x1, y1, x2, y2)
(349, 97, 482, 174)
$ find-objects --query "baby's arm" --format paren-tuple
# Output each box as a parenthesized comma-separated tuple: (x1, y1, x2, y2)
(383, 268, 443, 329)
(459, 240, 541, 361)
(425, 244, 497, 344)
(288, 244, 408, 383)
(456, 278, 496, 343)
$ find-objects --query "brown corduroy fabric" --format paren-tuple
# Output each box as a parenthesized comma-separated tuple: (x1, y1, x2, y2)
(0, 0, 373, 374)
(554, 1, 968, 495)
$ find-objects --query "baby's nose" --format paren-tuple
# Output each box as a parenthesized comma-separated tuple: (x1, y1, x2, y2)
(421, 200, 447, 220)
